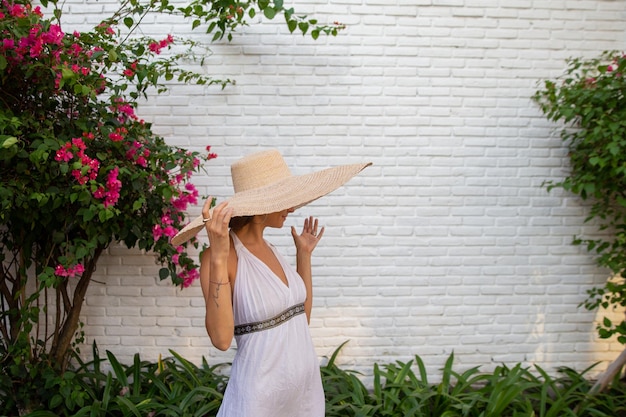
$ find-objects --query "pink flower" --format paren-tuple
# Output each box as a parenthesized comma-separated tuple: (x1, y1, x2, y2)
(54, 263, 85, 278)
(72, 264, 85, 276)
(93, 187, 106, 199)
(153, 224, 163, 241)
(42, 24, 64, 45)
(163, 225, 177, 237)
(97, 23, 115, 36)
(29, 38, 43, 58)
(55, 148, 73, 162)
(72, 169, 89, 185)
(72, 137, 86, 150)
(136, 156, 147, 167)
(205, 145, 218, 160)
(54, 72, 62, 89)
(123, 68, 134, 77)
(109, 132, 123, 142)
(102, 167, 121, 208)
(117, 104, 136, 119)
(148, 42, 161, 54)
(178, 268, 199, 288)
(148, 35, 174, 55)
(8, 4, 26, 18)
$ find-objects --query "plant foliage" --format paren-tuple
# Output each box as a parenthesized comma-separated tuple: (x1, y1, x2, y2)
(533, 51, 626, 344)
(322, 344, 625, 417)
(4, 343, 624, 416)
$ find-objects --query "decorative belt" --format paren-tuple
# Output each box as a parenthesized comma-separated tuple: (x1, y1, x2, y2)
(234, 303, 305, 336)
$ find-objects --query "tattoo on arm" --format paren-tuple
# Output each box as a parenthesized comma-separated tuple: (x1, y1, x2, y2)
(210, 280, 228, 308)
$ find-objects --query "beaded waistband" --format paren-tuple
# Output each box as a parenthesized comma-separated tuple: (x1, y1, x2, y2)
(234, 303, 305, 336)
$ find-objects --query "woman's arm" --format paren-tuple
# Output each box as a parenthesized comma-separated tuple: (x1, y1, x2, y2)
(199, 200, 235, 351)
(291, 216, 324, 322)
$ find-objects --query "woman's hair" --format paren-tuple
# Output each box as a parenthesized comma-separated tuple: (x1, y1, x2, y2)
(229, 216, 253, 231)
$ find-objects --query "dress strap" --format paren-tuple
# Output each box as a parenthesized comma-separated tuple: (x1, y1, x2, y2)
(234, 303, 305, 336)
(229, 231, 243, 251)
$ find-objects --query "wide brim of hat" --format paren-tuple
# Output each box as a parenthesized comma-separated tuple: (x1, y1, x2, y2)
(170, 161, 371, 246)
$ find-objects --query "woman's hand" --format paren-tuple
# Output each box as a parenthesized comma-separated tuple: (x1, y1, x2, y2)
(203, 198, 233, 260)
(291, 216, 324, 255)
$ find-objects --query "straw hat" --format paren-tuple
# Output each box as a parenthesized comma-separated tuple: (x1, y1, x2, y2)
(171, 149, 372, 246)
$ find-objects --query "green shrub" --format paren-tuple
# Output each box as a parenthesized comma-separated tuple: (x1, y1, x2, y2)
(533, 51, 626, 345)
(3, 342, 625, 416)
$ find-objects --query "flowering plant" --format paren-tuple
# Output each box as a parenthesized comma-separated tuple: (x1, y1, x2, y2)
(0, 0, 223, 380)
(533, 51, 626, 344)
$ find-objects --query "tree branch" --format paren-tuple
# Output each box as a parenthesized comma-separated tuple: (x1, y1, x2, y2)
(590, 347, 626, 395)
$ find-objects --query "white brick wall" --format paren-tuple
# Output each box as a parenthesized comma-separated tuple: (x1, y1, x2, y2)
(62, 0, 626, 380)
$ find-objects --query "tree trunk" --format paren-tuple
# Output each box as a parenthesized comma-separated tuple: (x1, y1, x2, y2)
(50, 246, 104, 369)
(589, 347, 626, 394)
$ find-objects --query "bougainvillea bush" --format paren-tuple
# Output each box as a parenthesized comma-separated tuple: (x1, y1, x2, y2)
(533, 51, 626, 344)
(0, 0, 221, 385)
(0, 0, 221, 413)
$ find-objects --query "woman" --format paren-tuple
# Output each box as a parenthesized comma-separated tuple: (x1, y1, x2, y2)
(171, 149, 371, 417)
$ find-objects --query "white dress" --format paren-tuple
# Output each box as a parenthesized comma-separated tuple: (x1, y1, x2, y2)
(216, 232, 325, 417)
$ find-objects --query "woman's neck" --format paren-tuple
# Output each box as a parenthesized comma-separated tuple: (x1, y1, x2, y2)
(234, 222, 266, 246)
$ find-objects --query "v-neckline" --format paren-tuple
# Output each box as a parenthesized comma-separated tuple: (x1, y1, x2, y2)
(234, 233, 290, 289)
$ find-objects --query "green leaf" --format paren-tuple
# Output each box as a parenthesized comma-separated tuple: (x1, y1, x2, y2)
(287, 19, 297, 33)
(50, 394, 63, 408)
(106, 350, 129, 386)
(124, 17, 134, 28)
(61, 67, 75, 80)
(588, 156, 602, 167)
(132, 198, 145, 211)
(1, 136, 17, 148)
(80, 208, 96, 222)
(264, 7, 276, 19)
